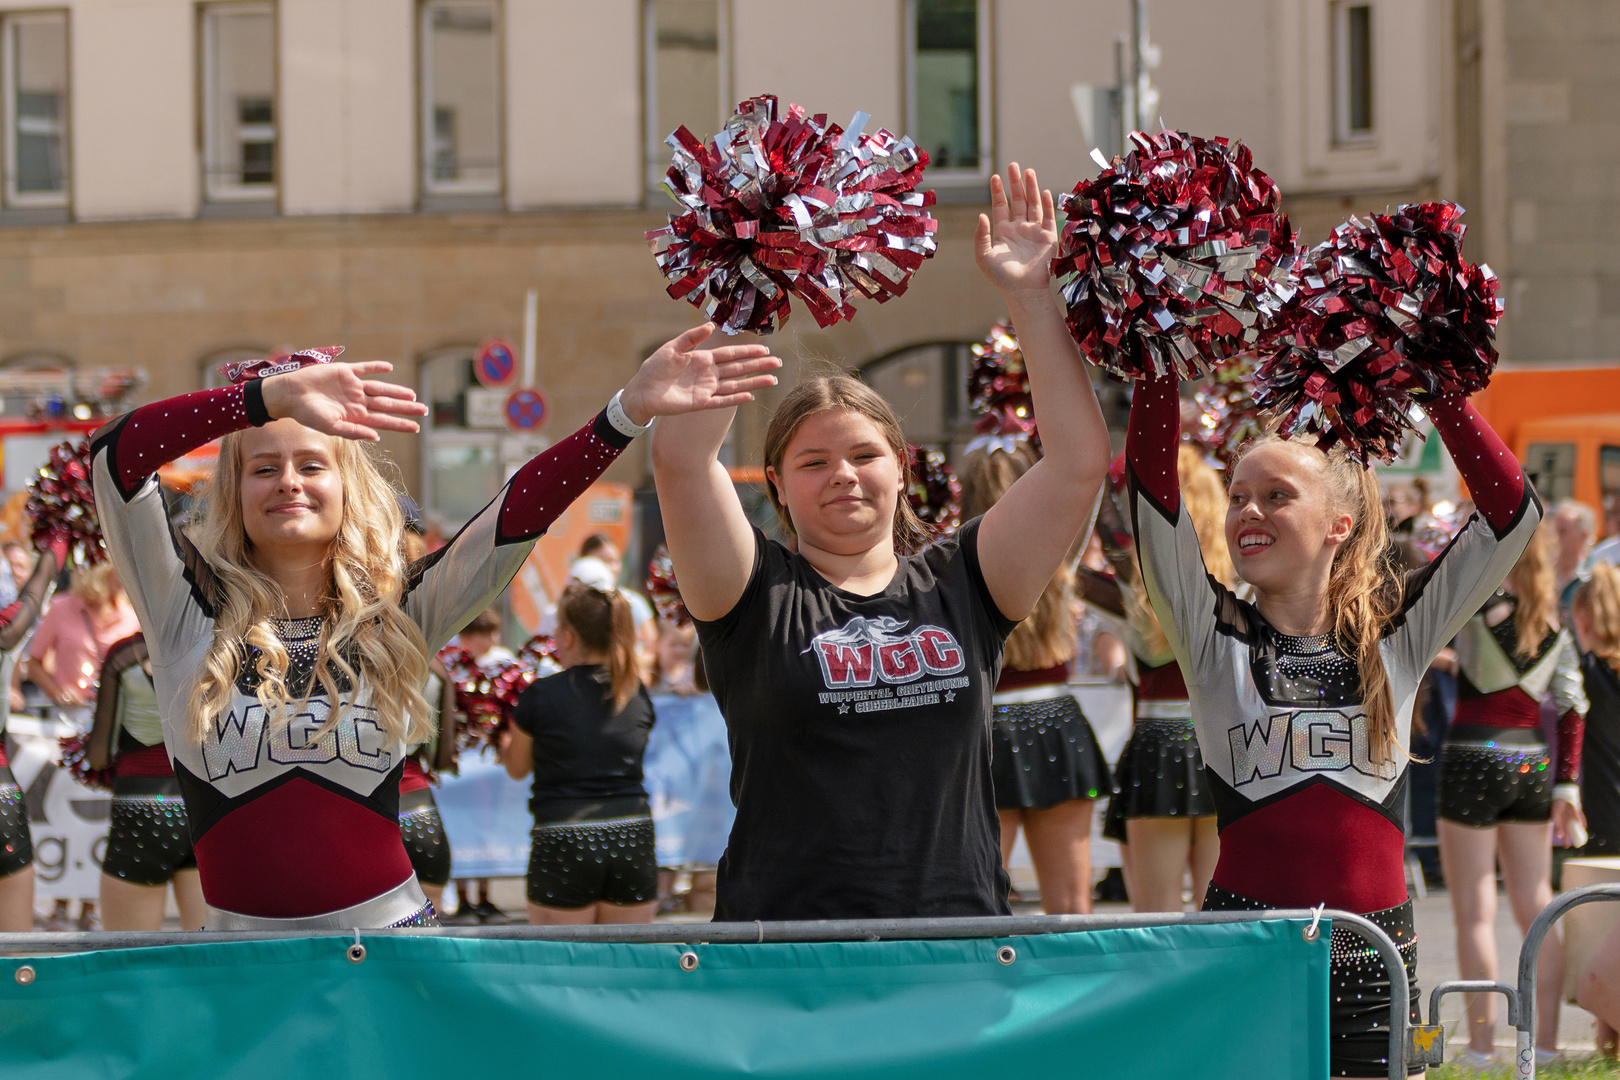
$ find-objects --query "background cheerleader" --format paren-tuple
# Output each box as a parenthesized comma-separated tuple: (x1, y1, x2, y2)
(0, 538, 65, 932)
(501, 582, 657, 924)
(1573, 564, 1620, 1049)
(1090, 447, 1227, 913)
(959, 439, 1108, 915)
(88, 633, 206, 931)
(1437, 520, 1587, 1065)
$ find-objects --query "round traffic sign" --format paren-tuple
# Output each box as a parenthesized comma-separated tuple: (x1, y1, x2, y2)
(475, 338, 518, 389)
(505, 387, 548, 432)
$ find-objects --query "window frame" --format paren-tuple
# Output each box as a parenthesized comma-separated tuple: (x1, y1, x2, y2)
(642, 0, 728, 199)
(199, 0, 279, 205)
(418, 0, 504, 200)
(1331, 1, 1376, 146)
(1, 10, 70, 211)
(903, 0, 992, 185)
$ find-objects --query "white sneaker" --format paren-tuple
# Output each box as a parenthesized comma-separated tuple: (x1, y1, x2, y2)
(1451, 1046, 1497, 1070)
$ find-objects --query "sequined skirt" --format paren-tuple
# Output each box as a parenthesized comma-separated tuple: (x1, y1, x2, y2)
(0, 770, 31, 879)
(1438, 726, 1553, 827)
(1203, 883, 1420, 1077)
(103, 776, 196, 887)
(1102, 715, 1216, 842)
(989, 691, 1111, 811)
(398, 788, 451, 886)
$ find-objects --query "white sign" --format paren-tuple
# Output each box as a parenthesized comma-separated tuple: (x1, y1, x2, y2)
(463, 388, 508, 430)
(5, 715, 111, 900)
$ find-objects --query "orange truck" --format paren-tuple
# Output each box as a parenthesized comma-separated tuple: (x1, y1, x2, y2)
(1470, 363, 1620, 515)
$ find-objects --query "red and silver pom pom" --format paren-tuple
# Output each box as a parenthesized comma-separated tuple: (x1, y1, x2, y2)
(907, 444, 961, 537)
(646, 94, 938, 335)
(646, 545, 690, 627)
(1192, 356, 1264, 466)
(1052, 130, 1300, 381)
(517, 634, 557, 673)
(28, 439, 104, 565)
(1253, 201, 1501, 464)
(967, 322, 1039, 452)
(57, 733, 115, 793)
(1409, 502, 1468, 562)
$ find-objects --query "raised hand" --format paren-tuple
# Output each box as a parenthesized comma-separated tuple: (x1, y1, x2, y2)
(261, 361, 429, 441)
(975, 162, 1059, 299)
(620, 325, 782, 426)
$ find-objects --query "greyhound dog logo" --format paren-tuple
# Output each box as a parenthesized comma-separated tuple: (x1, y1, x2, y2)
(807, 616, 965, 688)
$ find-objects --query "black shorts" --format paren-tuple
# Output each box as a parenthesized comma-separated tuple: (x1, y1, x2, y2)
(0, 768, 32, 879)
(527, 814, 657, 909)
(1437, 726, 1553, 827)
(399, 788, 451, 887)
(990, 692, 1112, 811)
(101, 776, 197, 887)
(1203, 883, 1420, 1077)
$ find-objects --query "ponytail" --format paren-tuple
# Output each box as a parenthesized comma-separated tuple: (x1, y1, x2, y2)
(556, 582, 642, 712)
(1575, 563, 1620, 673)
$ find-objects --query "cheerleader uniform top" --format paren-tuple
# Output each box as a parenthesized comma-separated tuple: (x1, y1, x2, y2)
(1452, 595, 1587, 795)
(694, 516, 1018, 921)
(1127, 375, 1540, 913)
(0, 542, 58, 770)
(85, 634, 176, 780)
(92, 379, 635, 920)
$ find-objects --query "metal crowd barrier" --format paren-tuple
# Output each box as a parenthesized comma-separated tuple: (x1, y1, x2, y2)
(0, 908, 1412, 1080)
(1411, 883, 1620, 1078)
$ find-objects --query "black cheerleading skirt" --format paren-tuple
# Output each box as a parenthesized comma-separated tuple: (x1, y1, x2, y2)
(989, 690, 1111, 811)
(1102, 714, 1217, 842)
(1203, 883, 1421, 1078)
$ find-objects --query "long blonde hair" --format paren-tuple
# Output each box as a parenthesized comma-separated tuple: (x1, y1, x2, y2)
(1131, 446, 1237, 657)
(185, 427, 432, 748)
(762, 374, 930, 556)
(1505, 521, 1559, 659)
(1575, 563, 1620, 672)
(1236, 434, 1403, 764)
(959, 441, 1075, 670)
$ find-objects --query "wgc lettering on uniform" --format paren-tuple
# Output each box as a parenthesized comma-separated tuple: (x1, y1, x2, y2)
(1227, 708, 1396, 786)
(807, 617, 969, 714)
(204, 699, 393, 780)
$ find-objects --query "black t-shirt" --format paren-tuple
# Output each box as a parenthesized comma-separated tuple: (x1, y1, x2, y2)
(694, 517, 1018, 920)
(1581, 653, 1620, 855)
(511, 666, 656, 823)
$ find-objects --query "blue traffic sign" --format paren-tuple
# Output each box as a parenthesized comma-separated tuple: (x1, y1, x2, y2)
(475, 338, 518, 389)
(505, 387, 548, 432)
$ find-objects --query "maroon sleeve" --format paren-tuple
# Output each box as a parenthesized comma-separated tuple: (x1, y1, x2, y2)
(494, 410, 635, 544)
(93, 382, 266, 499)
(0, 536, 65, 650)
(1425, 395, 1527, 532)
(1557, 708, 1585, 785)
(1125, 373, 1181, 513)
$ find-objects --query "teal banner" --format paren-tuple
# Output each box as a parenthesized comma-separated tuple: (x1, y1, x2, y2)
(0, 921, 1328, 1079)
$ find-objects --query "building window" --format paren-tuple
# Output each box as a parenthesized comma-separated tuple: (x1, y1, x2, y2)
(1, 12, 69, 209)
(906, 0, 989, 179)
(1332, 2, 1374, 144)
(202, 3, 276, 203)
(420, 348, 507, 527)
(420, 1, 501, 197)
(643, 0, 723, 197)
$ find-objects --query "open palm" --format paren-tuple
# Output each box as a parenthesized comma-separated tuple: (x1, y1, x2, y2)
(263, 361, 428, 441)
(974, 163, 1058, 298)
(621, 326, 782, 424)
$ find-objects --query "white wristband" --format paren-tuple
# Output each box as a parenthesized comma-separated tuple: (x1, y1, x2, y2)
(605, 389, 653, 439)
(1553, 783, 1582, 812)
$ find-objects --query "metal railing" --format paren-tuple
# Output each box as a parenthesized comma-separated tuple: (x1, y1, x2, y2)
(1412, 883, 1620, 1078)
(0, 908, 1411, 1080)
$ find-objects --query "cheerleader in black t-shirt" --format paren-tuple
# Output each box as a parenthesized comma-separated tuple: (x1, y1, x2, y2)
(1574, 564, 1620, 1052)
(650, 164, 1113, 920)
(501, 583, 658, 924)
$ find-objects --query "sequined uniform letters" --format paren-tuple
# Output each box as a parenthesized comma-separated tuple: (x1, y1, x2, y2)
(1229, 708, 1387, 787)
(202, 699, 392, 780)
